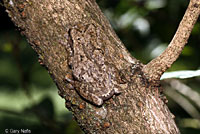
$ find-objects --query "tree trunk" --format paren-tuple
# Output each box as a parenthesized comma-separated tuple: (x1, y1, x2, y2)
(3, 0, 199, 133)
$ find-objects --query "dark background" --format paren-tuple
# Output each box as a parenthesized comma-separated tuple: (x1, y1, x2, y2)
(0, 0, 200, 133)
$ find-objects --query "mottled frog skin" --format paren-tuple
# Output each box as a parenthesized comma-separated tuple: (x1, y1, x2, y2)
(64, 24, 123, 106)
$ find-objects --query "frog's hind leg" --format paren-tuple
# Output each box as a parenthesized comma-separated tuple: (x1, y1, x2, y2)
(74, 82, 104, 106)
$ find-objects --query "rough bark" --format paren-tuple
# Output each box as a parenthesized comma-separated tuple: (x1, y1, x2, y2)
(3, 0, 199, 133)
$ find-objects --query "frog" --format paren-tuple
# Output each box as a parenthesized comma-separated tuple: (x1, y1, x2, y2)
(63, 23, 123, 106)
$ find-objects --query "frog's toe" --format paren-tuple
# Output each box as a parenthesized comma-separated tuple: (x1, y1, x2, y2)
(92, 95, 103, 106)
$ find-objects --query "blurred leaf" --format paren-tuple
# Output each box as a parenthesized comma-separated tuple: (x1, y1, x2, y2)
(31, 97, 55, 119)
(182, 46, 194, 56)
(117, 8, 139, 28)
(192, 23, 200, 35)
(166, 79, 200, 109)
(165, 88, 200, 119)
(1, 42, 12, 52)
(149, 43, 167, 58)
(145, 0, 167, 10)
(179, 118, 200, 129)
(0, 59, 20, 89)
(161, 70, 200, 80)
(30, 66, 54, 88)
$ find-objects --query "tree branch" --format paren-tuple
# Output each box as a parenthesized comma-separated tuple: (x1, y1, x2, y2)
(143, 0, 200, 81)
(3, 0, 180, 133)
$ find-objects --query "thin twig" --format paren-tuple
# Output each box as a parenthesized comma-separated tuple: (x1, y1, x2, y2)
(143, 0, 200, 81)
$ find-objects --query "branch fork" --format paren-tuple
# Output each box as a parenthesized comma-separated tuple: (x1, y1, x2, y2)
(143, 0, 200, 81)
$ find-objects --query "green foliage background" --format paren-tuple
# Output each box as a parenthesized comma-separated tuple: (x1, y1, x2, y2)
(0, 0, 200, 133)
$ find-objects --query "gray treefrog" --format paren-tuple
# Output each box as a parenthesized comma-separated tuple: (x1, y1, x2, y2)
(64, 23, 123, 106)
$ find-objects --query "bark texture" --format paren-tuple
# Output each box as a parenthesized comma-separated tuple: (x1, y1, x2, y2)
(3, 0, 198, 133)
